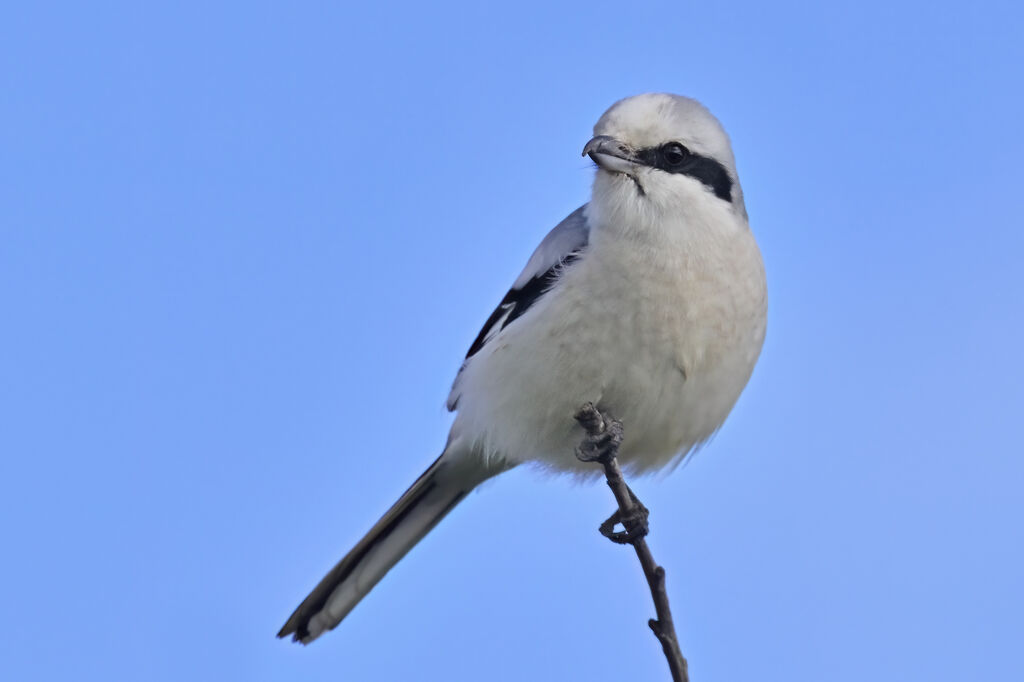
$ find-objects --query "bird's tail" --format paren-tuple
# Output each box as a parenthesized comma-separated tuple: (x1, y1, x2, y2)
(278, 450, 497, 644)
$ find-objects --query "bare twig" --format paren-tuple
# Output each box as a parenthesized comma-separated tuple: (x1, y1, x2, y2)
(575, 403, 689, 682)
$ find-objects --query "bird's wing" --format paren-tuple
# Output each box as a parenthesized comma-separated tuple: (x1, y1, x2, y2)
(447, 205, 590, 411)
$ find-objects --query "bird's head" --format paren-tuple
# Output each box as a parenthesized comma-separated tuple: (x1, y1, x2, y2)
(584, 93, 744, 219)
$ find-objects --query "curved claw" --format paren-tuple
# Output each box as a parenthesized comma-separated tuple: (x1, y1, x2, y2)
(598, 495, 650, 545)
(574, 403, 624, 464)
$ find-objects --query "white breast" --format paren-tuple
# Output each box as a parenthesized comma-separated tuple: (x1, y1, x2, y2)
(450, 189, 766, 475)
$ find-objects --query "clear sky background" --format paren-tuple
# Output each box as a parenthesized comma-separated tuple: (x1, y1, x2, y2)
(2, 1, 1022, 680)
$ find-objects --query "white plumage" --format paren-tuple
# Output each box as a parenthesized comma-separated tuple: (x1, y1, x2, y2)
(279, 93, 767, 643)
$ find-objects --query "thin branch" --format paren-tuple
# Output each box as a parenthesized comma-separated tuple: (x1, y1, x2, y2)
(575, 403, 690, 682)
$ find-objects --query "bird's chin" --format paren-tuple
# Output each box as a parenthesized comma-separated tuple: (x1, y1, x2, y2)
(595, 164, 646, 197)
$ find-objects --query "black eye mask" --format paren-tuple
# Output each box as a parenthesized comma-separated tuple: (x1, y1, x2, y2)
(635, 143, 733, 203)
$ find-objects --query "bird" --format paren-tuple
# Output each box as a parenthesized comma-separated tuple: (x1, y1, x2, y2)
(278, 93, 767, 644)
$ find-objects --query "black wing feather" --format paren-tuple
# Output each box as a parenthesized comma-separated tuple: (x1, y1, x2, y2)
(464, 250, 584, 359)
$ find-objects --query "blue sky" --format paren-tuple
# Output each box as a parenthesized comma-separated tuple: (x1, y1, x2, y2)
(2, 1, 1023, 680)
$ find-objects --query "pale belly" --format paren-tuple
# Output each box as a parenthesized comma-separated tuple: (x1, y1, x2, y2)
(450, 228, 766, 475)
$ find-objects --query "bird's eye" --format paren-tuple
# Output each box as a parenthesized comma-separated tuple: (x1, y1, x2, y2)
(661, 143, 689, 167)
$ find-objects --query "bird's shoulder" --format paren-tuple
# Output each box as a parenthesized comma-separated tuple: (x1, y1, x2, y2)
(446, 205, 590, 411)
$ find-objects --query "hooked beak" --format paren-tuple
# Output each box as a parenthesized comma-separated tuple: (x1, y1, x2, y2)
(582, 135, 639, 174)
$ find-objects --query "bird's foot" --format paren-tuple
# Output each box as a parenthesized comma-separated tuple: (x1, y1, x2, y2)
(574, 403, 624, 464)
(598, 485, 650, 544)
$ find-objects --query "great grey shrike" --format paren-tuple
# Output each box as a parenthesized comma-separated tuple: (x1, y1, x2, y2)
(278, 93, 767, 643)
